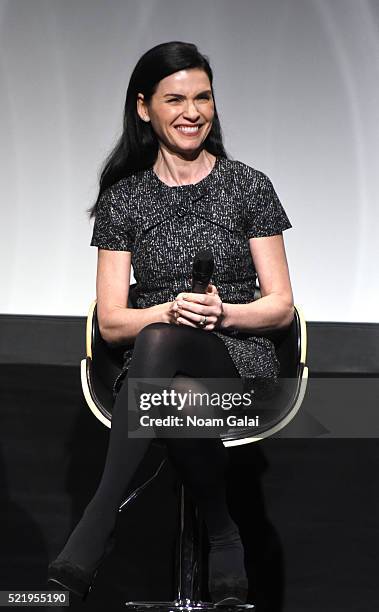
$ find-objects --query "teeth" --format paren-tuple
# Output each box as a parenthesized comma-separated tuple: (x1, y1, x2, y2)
(176, 126, 200, 132)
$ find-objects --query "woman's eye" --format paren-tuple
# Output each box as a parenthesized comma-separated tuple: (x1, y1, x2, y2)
(167, 96, 211, 103)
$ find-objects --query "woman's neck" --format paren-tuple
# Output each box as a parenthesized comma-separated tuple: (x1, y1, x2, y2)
(153, 149, 216, 186)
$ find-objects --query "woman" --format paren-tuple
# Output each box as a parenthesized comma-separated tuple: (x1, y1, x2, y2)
(48, 41, 294, 604)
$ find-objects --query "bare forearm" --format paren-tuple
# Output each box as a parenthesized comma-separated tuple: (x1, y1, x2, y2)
(100, 303, 168, 345)
(221, 295, 294, 335)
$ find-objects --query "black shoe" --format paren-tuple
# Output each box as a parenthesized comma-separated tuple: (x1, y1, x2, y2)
(209, 573, 248, 606)
(47, 559, 94, 600)
(47, 534, 115, 600)
(208, 526, 248, 606)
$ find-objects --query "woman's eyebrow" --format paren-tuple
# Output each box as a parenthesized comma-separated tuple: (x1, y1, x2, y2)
(163, 90, 212, 97)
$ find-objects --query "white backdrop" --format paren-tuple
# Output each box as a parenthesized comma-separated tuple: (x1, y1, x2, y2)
(1, 0, 378, 321)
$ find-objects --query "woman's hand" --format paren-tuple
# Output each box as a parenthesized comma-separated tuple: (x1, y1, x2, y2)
(172, 283, 225, 330)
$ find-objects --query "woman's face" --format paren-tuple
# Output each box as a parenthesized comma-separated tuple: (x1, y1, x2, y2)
(137, 68, 215, 157)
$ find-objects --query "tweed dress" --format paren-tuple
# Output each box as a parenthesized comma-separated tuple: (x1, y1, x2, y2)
(90, 156, 292, 400)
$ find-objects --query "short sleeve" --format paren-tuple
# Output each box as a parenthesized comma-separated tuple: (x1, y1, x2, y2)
(244, 171, 292, 238)
(90, 181, 134, 252)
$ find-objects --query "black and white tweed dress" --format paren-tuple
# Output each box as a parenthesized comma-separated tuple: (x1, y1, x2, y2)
(90, 156, 293, 400)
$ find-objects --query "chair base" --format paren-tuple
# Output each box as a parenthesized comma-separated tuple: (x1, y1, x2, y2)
(124, 599, 254, 611)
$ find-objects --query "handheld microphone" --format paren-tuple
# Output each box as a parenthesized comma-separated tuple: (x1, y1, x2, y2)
(191, 248, 214, 294)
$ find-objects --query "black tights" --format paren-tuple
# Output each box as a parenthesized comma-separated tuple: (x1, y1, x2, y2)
(55, 323, 246, 582)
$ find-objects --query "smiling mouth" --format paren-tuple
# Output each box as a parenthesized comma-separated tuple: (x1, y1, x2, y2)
(175, 125, 203, 134)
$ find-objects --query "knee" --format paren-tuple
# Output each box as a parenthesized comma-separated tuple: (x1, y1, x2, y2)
(134, 322, 165, 346)
(141, 322, 171, 333)
(134, 322, 181, 354)
(136, 322, 171, 342)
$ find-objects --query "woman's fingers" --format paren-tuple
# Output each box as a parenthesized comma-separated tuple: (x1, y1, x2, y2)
(175, 292, 212, 305)
(178, 310, 215, 325)
(206, 283, 219, 295)
(177, 299, 205, 315)
(176, 297, 222, 319)
(170, 299, 197, 326)
(176, 306, 217, 330)
(173, 286, 222, 329)
(170, 300, 182, 325)
(176, 315, 198, 328)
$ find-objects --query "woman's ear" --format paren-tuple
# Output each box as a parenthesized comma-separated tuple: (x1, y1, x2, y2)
(136, 93, 150, 122)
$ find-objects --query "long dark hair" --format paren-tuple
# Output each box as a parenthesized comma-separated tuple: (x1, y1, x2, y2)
(87, 41, 229, 219)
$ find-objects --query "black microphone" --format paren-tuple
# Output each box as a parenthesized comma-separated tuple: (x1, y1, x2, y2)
(191, 248, 214, 294)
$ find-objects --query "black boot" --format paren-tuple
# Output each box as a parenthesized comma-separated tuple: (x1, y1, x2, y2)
(47, 533, 115, 600)
(208, 526, 248, 606)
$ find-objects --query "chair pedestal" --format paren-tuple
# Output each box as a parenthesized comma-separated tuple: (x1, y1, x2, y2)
(121, 477, 254, 611)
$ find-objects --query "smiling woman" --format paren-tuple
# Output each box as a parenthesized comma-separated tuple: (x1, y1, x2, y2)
(47, 41, 293, 606)
(139, 73, 212, 133)
(137, 68, 217, 184)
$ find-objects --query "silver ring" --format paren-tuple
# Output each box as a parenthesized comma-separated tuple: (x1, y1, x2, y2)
(198, 316, 207, 328)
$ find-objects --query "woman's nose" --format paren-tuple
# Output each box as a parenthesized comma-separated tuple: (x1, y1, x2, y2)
(183, 99, 201, 119)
